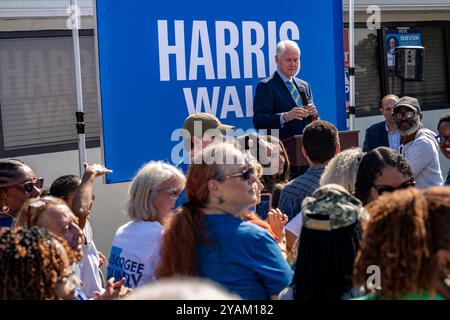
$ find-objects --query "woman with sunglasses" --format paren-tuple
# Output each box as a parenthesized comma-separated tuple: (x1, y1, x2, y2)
(0, 159, 43, 227)
(240, 161, 288, 258)
(436, 112, 450, 185)
(107, 161, 186, 289)
(157, 142, 292, 300)
(355, 147, 415, 206)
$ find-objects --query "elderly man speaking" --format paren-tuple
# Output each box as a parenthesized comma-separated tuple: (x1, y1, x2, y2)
(253, 40, 318, 140)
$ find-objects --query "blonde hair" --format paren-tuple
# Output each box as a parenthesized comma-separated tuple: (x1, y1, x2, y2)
(15, 196, 69, 229)
(127, 161, 186, 221)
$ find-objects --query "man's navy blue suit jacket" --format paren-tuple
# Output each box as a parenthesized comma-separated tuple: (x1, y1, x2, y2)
(253, 71, 314, 140)
(363, 120, 389, 152)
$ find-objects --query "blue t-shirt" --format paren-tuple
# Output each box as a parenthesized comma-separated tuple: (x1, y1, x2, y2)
(198, 214, 293, 300)
(175, 160, 189, 208)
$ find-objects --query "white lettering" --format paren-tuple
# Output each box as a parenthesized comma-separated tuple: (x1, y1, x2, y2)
(268, 21, 277, 75)
(242, 21, 266, 78)
(215, 21, 241, 79)
(220, 86, 244, 118)
(189, 21, 215, 80)
(158, 20, 186, 81)
(183, 87, 220, 115)
(279, 21, 300, 42)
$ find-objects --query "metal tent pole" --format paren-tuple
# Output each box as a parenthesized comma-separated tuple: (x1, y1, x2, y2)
(70, 0, 87, 176)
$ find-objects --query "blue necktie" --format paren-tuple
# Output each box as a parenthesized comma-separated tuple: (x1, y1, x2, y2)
(286, 80, 302, 107)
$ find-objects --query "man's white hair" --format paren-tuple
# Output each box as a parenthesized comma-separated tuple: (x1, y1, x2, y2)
(276, 40, 301, 57)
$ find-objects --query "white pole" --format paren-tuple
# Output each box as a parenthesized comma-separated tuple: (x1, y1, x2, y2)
(70, 0, 87, 176)
(348, 0, 356, 130)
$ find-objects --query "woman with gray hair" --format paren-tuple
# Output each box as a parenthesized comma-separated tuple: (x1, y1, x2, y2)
(107, 161, 186, 289)
(285, 148, 364, 256)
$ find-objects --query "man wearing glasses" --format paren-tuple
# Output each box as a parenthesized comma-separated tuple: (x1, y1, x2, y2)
(393, 96, 443, 189)
(436, 112, 450, 185)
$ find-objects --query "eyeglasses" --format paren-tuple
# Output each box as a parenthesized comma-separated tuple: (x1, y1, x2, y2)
(220, 167, 255, 181)
(393, 110, 416, 120)
(436, 135, 450, 144)
(156, 187, 184, 198)
(14, 177, 44, 194)
(373, 178, 416, 195)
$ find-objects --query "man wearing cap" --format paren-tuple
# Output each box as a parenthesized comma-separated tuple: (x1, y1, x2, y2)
(181, 113, 235, 165)
(175, 113, 234, 207)
(363, 94, 400, 152)
(253, 40, 318, 140)
(393, 96, 443, 189)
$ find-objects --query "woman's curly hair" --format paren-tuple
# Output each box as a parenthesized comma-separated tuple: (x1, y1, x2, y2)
(0, 226, 77, 300)
(355, 147, 413, 205)
(353, 188, 435, 299)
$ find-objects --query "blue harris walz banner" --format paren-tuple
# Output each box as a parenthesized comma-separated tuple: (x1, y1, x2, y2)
(95, 0, 346, 183)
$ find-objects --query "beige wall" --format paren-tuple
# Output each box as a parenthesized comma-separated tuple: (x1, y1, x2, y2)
(0, 16, 93, 31)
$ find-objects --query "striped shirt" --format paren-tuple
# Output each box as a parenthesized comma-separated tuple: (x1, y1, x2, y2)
(278, 164, 325, 220)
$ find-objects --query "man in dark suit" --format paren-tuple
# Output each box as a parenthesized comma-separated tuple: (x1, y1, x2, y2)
(363, 94, 400, 152)
(253, 40, 318, 140)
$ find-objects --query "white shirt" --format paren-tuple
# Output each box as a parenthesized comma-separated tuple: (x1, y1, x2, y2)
(285, 211, 303, 238)
(77, 220, 104, 298)
(385, 122, 401, 153)
(107, 220, 163, 288)
(400, 128, 444, 189)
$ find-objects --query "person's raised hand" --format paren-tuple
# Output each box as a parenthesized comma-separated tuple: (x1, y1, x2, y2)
(84, 163, 113, 178)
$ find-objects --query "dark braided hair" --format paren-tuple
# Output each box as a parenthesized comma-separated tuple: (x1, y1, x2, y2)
(0, 159, 26, 185)
(355, 147, 413, 205)
(0, 226, 76, 300)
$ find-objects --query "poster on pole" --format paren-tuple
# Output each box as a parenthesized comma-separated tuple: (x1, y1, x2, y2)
(385, 27, 422, 71)
(95, 0, 346, 183)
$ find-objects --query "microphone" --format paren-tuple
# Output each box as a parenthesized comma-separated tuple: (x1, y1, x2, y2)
(298, 85, 318, 120)
(298, 86, 309, 107)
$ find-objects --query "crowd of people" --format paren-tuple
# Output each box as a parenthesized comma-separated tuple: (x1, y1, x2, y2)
(0, 39, 449, 300)
(0, 105, 448, 300)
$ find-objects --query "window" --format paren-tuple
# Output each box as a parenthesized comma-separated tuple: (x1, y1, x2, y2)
(0, 31, 100, 157)
(353, 28, 382, 117)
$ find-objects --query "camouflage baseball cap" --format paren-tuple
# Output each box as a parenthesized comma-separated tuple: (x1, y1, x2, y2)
(183, 113, 235, 137)
(301, 184, 365, 231)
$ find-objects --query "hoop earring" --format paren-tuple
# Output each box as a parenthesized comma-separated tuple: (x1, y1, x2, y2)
(1, 203, 10, 215)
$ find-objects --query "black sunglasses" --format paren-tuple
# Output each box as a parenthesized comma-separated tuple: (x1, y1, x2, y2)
(435, 135, 450, 144)
(374, 178, 416, 196)
(16, 177, 44, 194)
(220, 167, 255, 181)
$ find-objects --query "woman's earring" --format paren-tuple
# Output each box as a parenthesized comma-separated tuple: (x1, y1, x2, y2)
(217, 196, 224, 204)
(1, 202, 10, 214)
